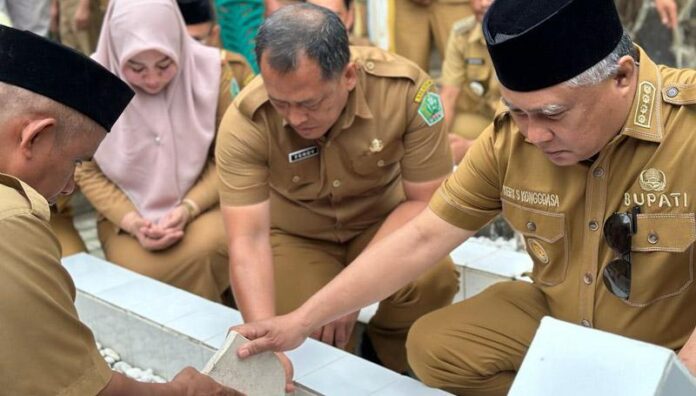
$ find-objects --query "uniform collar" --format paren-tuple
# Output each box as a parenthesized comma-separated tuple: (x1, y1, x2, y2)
(620, 46, 663, 143)
(468, 21, 485, 45)
(0, 173, 50, 221)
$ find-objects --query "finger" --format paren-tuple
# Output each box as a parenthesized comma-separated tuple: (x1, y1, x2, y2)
(334, 321, 352, 350)
(320, 322, 335, 346)
(310, 328, 321, 340)
(237, 337, 275, 359)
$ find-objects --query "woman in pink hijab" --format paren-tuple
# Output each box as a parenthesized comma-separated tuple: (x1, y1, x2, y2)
(75, 0, 236, 302)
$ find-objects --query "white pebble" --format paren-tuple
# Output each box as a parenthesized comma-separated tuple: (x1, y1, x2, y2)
(113, 361, 132, 374)
(104, 356, 115, 365)
(102, 348, 120, 361)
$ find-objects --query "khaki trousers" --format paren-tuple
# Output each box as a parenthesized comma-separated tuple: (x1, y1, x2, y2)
(58, 0, 103, 55)
(50, 195, 87, 257)
(393, 0, 471, 71)
(271, 221, 459, 373)
(98, 208, 229, 303)
(407, 281, 550, 396)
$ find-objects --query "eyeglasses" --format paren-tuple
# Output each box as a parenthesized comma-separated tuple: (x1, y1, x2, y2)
(602, 206, 640, 299)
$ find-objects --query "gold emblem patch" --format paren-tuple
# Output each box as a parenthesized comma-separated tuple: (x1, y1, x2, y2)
(633, 81, 655, 128)
(527, 239, 549, 264)
(414, 79, 434, 103)
(639, 168, 666, 192)
(369, 138, 384, 153)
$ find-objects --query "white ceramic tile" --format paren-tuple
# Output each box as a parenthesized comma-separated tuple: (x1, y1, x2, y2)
(299, 354, 400, 395)
(166, 308, 242, 342)
(450, 240, 498, 267)
(286, 338, 346, 379)
(68, 257, 138, 295)
(357, 302, 380, 324)
(371, 376, 452, 395)
(62, 252, 104, 278)
(128, 287, 215, 324)
(97, 277, 179, 312)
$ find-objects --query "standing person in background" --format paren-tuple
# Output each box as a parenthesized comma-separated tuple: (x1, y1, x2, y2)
(392, 0, 471, 73)
(0, 0, 51, 36)
(75, 0, 234, 303)
(440, 0, 498, 163)
(55, 0, 104, 53)
(177, 0, 255, 97)
(306, 0, 372, 46)
(0, 24, 240, 396)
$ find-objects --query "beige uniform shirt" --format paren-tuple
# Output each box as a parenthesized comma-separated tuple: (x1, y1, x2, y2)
(441, 16, 501, 138)
(217, 46, 453, 242)
(0, 174, 111, 395)
(430, 47, 696, 349)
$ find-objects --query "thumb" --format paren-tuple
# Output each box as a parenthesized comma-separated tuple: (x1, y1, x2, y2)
(237, 337, 275, 359)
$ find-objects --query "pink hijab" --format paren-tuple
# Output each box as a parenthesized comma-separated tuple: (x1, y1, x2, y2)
(92, 0, 220, 222)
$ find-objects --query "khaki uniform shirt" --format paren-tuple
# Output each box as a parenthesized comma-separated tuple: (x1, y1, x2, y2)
(217, 46, 452, 242)
(441, 17, 500, 129)
(430, 47, 696, 349)
(0, 174, 111, 395)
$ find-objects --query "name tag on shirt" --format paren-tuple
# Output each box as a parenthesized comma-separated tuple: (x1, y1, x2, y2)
(288, 146, 319, 163)
(466, 58, 484, 65)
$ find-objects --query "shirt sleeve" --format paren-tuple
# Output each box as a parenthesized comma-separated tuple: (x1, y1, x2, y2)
(215, 104, 270, 206)
(400, 75, 454, 182)
(429, 123, 504, 231)
(74, 160, 137, 227)
(441, 30, 467, 87)
(0, 214, 112, 396)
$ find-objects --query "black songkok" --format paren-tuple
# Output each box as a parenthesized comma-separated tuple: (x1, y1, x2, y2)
(177, 0, 214, 25)
(483, 0, 623, 92)
(0, 25, 133, 131)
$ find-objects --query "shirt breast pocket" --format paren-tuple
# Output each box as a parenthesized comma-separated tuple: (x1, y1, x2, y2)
(272, 156, 321, 199)
(625, 213, 696, 306)
(350, 143, 404, 180)
(503, 200, 568, 286)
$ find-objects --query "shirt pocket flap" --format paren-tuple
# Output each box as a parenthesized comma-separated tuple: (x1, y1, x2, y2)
(503, 200, 565, 243)
(633, 213, 696, 253)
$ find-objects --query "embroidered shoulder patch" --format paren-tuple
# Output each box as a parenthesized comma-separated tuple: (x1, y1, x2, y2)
(414, 79, 434, 103)
(418, 92, 444, 126)
(634, 81, 655, 128)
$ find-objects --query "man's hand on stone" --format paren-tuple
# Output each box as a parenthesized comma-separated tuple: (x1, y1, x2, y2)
(170, 367, 244, 395)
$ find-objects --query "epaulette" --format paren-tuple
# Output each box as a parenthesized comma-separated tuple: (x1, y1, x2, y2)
(234, 75, 269, 118)
(356, 47, 421, 84)
(452, 15, 476, 36)
(0, 174, 50, 222)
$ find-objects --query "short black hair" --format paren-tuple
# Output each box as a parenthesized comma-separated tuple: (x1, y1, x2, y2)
(255, 3, 350, 80)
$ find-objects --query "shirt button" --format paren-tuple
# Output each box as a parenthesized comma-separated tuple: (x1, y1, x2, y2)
(581, 319, 592, 328)
(589, 220, 599, 231)
(592, 167, 604, 178)
(583, 273, 593, 285)
(377, 160, 385, 167)
(155, 136, 161, 144)
(365, 60, 375, 71)
(666, 87, 679, 98)
(648, 232, 659, 244)
(526, 221, 536, 232)
(332, 179, 342, 188)
(292, 176, 300, 183)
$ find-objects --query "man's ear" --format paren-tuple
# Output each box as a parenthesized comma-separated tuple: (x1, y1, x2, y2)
(343, 62, 357, 91)
(614, 55, 637, 92)
(18, 117, 57, 160)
